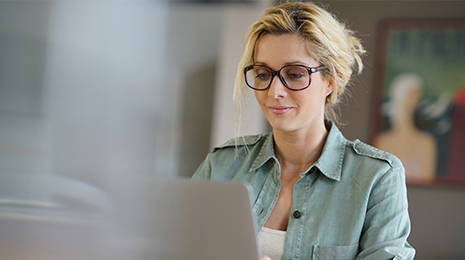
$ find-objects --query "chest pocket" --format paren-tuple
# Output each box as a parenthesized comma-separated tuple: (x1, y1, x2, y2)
(312, 244, 359, 260)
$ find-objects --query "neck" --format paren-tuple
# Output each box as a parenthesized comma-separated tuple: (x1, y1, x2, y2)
(273, 121, 329, 176)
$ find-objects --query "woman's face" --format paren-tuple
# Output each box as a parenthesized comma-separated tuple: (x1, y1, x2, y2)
(253, 33, 332, 134)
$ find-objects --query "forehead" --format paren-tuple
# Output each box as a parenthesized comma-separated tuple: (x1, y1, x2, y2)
(254, 33, 317, 68)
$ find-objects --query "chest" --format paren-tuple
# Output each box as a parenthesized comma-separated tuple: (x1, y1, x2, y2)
(249, 168, 366, 260)
(263, 171, 301, 230)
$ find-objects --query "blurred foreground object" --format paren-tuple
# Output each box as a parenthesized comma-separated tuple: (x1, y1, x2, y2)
(0, 174, 110, 260)
(105, 176, 259, 260)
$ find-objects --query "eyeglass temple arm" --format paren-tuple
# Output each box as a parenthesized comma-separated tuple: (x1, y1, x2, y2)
(309, 65, 328, 73)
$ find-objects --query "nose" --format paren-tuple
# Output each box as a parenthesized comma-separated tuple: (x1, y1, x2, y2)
(267, 75, 287, 99)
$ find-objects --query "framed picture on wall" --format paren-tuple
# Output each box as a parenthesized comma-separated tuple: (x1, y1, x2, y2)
(371, 19, 465, 187)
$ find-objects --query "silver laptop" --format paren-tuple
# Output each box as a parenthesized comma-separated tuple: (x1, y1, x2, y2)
(107, 176, 261, 260)
(0, 175, 260, 260)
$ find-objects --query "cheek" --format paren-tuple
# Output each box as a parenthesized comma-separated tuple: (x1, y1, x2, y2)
(313, 74, 333, 95)
(316, 84, 333, 104)
(296, 88, 320, 103)
(292, 90, 326, 113)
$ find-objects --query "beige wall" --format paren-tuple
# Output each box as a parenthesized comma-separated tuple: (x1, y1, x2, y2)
(210, 6, 266, 148)
(320, 1, 465, 259)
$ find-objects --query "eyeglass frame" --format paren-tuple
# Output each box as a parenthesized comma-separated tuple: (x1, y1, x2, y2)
(243, 64, 328, 91)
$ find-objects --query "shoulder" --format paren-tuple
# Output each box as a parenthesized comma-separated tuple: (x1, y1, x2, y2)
(212, 133, 268, 153)
(344, 139, 406, 192)
(348, 139, 402, 169)
(193, 133, 269, 180)
(344, 139, 404, 185)
(202, 133, 270, 167)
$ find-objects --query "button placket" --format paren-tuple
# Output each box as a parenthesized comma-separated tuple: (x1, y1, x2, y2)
(255, 168, 281, 229)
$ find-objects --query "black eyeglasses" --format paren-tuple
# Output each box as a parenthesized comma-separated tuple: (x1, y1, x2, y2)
(244, 64, 327, 91)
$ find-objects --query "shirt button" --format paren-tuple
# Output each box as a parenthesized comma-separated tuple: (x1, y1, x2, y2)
(293, 210, 302, 219)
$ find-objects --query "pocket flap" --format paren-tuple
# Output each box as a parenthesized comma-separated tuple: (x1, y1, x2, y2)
(312, 244, 359, 260)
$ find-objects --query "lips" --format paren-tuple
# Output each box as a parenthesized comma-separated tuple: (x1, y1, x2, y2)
(268, 106, 293, 115)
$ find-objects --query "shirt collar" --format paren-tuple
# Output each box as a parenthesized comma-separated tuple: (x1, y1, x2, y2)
(249, 123, 347, 182)
(249, 132, 275, 172)
(313, 123, 347, 181)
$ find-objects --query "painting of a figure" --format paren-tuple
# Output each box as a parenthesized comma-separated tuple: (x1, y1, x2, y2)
(372, 19, 465, 186)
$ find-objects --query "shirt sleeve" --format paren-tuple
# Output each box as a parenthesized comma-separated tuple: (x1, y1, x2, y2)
(356, 161, 416, 260)
(191, 153, 212, 180)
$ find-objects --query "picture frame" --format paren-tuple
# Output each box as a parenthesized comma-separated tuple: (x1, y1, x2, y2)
(371, 18, 465, 187)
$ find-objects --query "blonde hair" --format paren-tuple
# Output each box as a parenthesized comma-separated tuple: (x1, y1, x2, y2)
(233, 1, 365, 136)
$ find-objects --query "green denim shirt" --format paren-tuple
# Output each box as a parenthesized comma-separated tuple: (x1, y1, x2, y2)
(192, 124, 415, 260)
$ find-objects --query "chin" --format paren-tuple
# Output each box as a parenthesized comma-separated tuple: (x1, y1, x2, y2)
(268, 120, 298, 133)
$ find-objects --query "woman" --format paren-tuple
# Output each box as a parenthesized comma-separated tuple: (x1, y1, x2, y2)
(193, 2, 415, 260)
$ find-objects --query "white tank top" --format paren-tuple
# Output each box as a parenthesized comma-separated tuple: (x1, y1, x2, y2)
(257, 226, 286, 260)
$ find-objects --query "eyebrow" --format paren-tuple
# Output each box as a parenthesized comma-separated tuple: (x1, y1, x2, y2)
(254, 61, 309, 66)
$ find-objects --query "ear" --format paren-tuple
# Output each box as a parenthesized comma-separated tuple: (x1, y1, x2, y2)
(325, 80, 334, 96)
(324, 81, 335, 104)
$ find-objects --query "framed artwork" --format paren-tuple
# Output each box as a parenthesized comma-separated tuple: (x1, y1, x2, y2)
(371, 19, 465, 187)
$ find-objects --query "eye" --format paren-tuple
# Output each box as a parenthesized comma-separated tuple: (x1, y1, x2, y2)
(287, 72, 304, 79)
(256, 73, 268, 80)
(283, 67, 307, 81)
(254, 69, 270, 81)
(285, 71, 305, 80)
